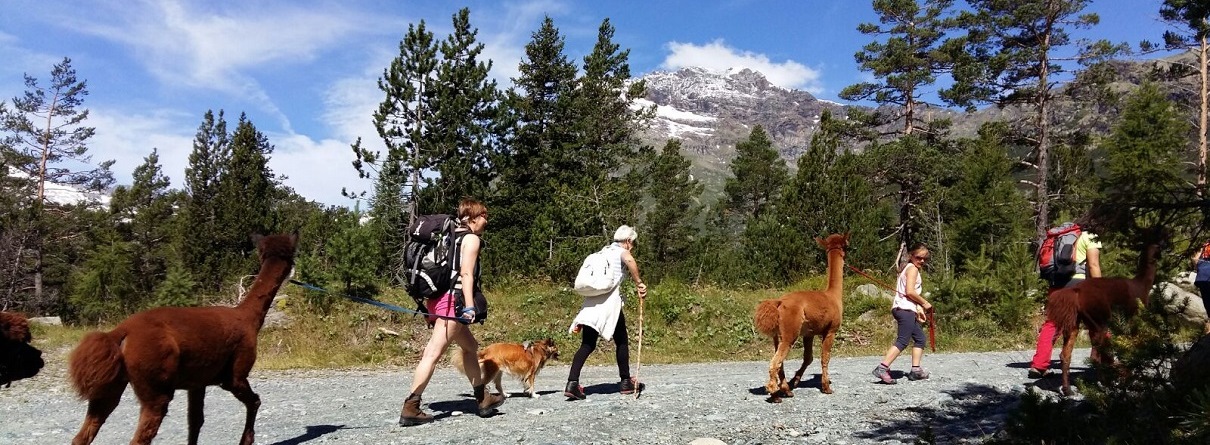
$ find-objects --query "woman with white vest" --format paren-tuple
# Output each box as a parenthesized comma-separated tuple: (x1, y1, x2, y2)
(564, 225, 649, 400)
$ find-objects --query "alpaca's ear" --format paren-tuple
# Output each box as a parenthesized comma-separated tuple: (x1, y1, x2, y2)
(289, 231, 300, 246)
(251, 233, 265, 246)
(815, 236, 825, 247)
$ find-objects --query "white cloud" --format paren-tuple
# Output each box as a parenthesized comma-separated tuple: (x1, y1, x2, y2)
(86, 107, 196, 189)
(268, 133, 369, 207)
(661, 39, 823, 94)
(64, 0, 399, 132)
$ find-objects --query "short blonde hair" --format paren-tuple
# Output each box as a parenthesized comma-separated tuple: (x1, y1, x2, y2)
(613, 225, 637, 243)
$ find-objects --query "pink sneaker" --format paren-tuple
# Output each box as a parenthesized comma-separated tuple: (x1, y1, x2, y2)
(872, 365, 896, 384)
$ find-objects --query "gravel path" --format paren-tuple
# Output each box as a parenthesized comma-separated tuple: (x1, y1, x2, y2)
(0, 348, 1092, 445)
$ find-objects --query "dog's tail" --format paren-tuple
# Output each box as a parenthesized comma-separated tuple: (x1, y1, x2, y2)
(754, 299, 781, 339)
(68, 329, 127, 400)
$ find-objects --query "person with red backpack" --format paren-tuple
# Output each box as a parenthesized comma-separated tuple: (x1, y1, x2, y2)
(1028, 221, 1102, 379)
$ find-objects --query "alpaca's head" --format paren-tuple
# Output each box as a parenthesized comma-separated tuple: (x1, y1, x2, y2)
(816, 233, 850, 256)
(0, 312, 44, 387)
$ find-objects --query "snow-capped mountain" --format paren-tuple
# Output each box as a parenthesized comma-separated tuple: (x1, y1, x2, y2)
(635, 67, 848, 194)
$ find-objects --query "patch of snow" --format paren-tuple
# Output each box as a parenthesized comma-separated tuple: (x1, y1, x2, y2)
(9, 170, 111, 207)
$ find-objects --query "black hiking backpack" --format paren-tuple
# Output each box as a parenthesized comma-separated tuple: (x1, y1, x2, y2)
(403, 214, 458, 302)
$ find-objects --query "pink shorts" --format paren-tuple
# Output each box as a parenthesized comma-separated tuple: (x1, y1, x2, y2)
(425, 292, 457, 324)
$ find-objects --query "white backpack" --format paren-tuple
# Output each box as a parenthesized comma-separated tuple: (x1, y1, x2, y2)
(573, 246, 621, 297)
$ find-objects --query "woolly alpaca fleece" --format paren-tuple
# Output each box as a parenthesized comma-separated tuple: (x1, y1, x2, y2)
(0, 311, 44, 387)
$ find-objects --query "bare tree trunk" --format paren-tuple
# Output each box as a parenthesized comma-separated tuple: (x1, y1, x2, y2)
(1034, 20, 1054, 240)
(1200, 35, 1208, 196)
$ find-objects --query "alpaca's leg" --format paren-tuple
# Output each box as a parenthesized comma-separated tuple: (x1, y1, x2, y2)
(129, 392, 172, 445)
(71, 386, 125, 445)
(1059, 328, 1078, 396)
(186, 388, 205, 445)
(767, 316, 798, 397)
(819, 331, 836, 394)
(772, 336, 785, 388)
(788, 335, 815, 391)
(227, 377, 261, 445)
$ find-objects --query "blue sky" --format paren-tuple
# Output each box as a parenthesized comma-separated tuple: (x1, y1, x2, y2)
(0, 0, 1175, 206)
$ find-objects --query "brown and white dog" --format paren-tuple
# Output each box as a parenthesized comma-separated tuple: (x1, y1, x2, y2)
(0, 311, 44, 387)
(453, 338, 559, 397)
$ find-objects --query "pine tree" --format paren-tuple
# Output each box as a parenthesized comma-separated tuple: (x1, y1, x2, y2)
(722, 126, 788, 225)
(328, 205, 379, 296)
(0, 57, 114, 306)
(180, 110, 229, 292)
(642, 139, 703, 280)
(110, 148, 178, 298)
(942, 123, 1032, 272)
(68, 240, 137, 322)
(942, 0, 1122, 238)
(1093, 83, 1194, 235)
(841, 0, 955, 136)
(430, 8, 503, 204)
(215, 113, 276, 278)
(493, 16, 580, 277)
(355, 20, 439, 282)
(865, 135, 947, 262)
(1150, 0, 1210, 195)
(153, 259, 198, 308)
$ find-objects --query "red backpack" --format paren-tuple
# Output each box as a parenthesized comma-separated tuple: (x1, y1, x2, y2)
(1038, 223, 1081, 283)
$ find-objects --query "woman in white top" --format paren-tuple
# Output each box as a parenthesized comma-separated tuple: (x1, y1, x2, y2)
(872, 243, 933, 384)
(564, 225, 648, 400)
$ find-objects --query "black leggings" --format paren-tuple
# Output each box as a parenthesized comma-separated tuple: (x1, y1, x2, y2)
(567, 311, 630, 382)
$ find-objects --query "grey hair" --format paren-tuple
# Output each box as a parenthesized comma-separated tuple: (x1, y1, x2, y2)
(613, 225, 638, 243)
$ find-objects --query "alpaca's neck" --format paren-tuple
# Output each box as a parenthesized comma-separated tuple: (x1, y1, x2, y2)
(1133, 244, 1160, 287)
(824, 249, 845, 298)
(237, 259, 291, 322)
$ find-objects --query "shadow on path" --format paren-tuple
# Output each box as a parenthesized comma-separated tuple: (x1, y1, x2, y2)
(270, 424, 350, 445)
(854, 383, 1019, 443)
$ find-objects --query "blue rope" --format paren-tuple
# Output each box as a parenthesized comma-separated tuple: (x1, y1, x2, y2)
(287, 280, 467, 323)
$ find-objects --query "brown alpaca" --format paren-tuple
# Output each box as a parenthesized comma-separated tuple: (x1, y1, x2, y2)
(1048, 242, 1160, 396)
(68, 233, 298, 445)
(0, 311, 44, 387)
(755, 233, 849, 401)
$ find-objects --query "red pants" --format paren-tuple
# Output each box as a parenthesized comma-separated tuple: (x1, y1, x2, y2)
(1030, 319, 1059, 370)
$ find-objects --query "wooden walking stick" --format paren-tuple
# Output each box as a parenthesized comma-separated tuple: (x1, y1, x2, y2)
(634, 293, 645, 399)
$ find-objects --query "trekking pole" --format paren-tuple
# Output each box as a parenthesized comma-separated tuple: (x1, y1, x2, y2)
(634, 293, 645, 399)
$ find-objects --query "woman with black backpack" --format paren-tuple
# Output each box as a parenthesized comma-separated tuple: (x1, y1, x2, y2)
(399, 198, 504, 426)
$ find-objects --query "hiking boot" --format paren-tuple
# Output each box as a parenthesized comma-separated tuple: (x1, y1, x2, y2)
(1027, 367, 1051, 379)
(619, 377, 645, 395)
(564, 380, 586, 400)
(398, 393, 433, 426)
(473, 384, 504, 417)
(908, 367, 930, 381)
(872, 365, 896, 384)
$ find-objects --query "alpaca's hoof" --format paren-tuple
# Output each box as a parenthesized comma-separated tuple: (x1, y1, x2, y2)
(787, 377, 801, 388)
(766, 395, 783, 404)
(821, 386, 833, 394)
(765, 383, 779, 396)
